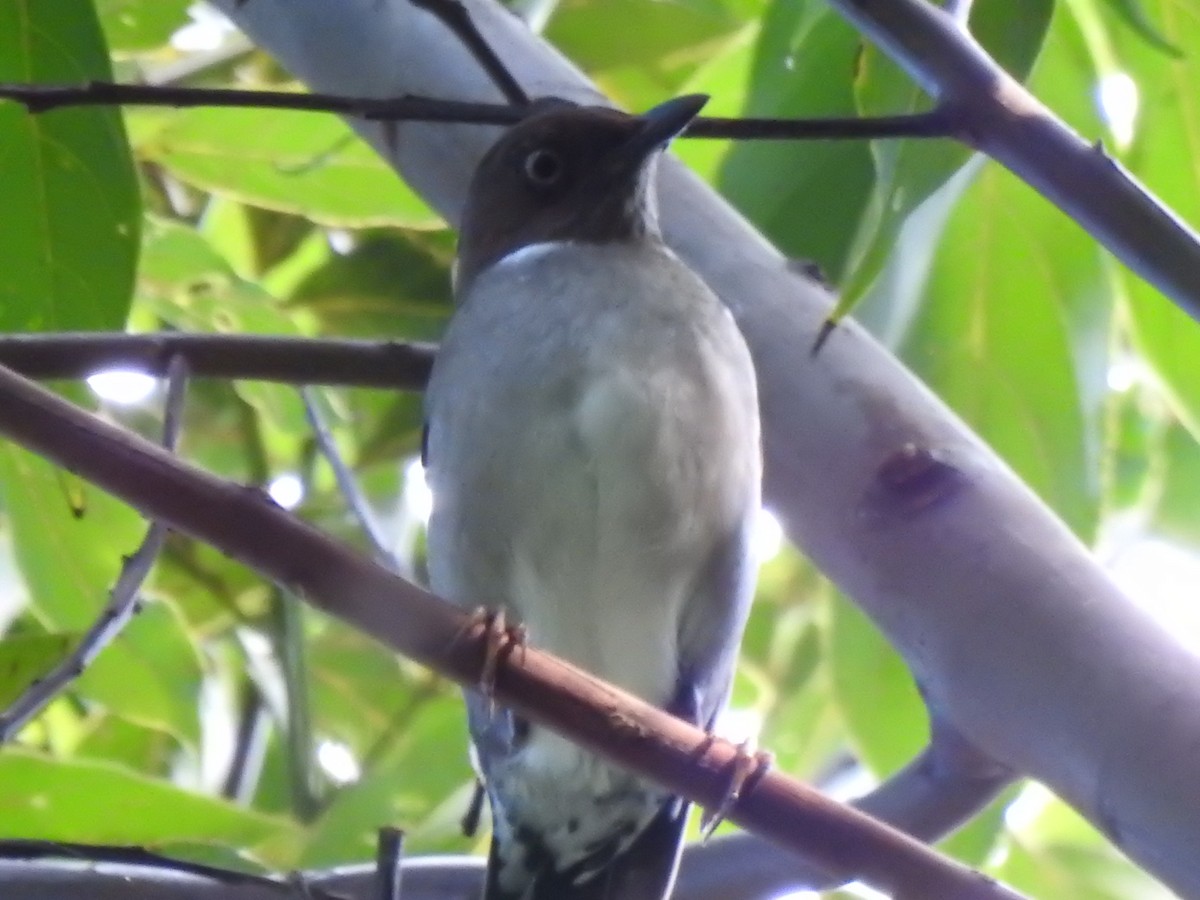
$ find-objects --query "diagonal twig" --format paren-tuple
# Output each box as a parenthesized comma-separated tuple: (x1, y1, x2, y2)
(408, 0, 528, 105)
(301, 387, 398, 568)
(0, 356, 190, 742)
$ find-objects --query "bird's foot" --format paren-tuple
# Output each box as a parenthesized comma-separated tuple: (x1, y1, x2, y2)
(700, 739, 773, 840)
(465, 606, 527, 715)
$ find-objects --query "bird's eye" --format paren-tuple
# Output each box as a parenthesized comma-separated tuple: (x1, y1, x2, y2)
(523, 148, 564, 187)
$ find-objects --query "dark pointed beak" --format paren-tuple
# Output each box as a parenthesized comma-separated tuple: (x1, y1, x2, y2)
(618, 94, 709, 166)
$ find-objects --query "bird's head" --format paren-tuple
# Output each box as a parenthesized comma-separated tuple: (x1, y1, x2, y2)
(455, 94, 708, 295)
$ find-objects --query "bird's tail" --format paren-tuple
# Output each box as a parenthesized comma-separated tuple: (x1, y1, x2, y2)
(482, 801, 689, 900)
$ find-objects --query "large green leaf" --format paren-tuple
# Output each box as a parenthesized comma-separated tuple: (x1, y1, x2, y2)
(1095, 0, 1181, 56)
(899, 163, 1102, 539)
(0, 449, 201, 741)
(0, 750, 296, 848)
(298, 696, 472, 866)
(546, 0, 749, 103)
(0, 0, 139, 331)
(1149, 423, 1200, 548)
(1112, 0, 1200, 442)
(0, 0, 162, 733)
(718, 0, 875, 281)
(287, 230, 452, 341)
(836, 0, 1054, 310)
(95, 0, 191, 53)
(0, 633, 74, 707)
(135, 107, 440, 229)
(827, 592, 926, 775)
(137, 217, 311, 437)
(894, 9, 1114, 540)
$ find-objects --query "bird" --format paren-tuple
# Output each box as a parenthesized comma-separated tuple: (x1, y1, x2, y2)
(422, 93, 762, 900)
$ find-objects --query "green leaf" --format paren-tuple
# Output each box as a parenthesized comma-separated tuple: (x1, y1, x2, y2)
(835, 0, 1054, 313)
(1149, 423, 1200, 547)
(135, 107, 440, 229)
(299, 696, 472, 866)
(73, 714, 178, 774)
(1113, 0, 1200, 442)
(0, 632, 75, 708)
(889, 18, 1115, 541)
(95, 0, 191, 53)
(0, 0, 140, 331)
(546, 0, 748, 102)
(718, 0, 875, 282)
(137, 217, 311, 436)
(75, 601, 203, 743)
(0, 449, 202, 741)
(1095, 0, 1181, 57)
(898, 163, 1103, 539)
(827, 592, 926, 775)
(287, 230, 453, 341)
(0, 750, 296, 849)
(938, 788, 1017, 866)
(307, 621, 433, 753)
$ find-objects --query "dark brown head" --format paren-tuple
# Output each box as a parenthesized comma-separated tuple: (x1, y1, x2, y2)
(454, 94, 708, 297)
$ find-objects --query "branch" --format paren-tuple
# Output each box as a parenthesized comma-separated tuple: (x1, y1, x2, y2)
(0, 362, 1024, 900)
(0, 81, 957, 141)
(301, 387, 396, 565)
(204, 0, 1200, 893)
(409, 0, 529, 104)
(0, 333, 435, 389)
(823, 0, 1200, 325)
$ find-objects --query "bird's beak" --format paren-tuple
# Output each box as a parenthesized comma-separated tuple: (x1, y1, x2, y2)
(617, 94, 709, 168)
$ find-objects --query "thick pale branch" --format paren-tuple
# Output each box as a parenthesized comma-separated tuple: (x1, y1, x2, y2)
(0, 365, 1022, 899)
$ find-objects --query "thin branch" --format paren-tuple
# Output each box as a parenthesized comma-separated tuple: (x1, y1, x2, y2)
(275, 586, 321, 822)
(0, 81, 524, 125)
(0, 333, 435, 390)
(301, 387, 397, 567)
(222, 685, 272, 803)
(375, 828, 405, 900)
(824, 0, 1200, 325)
(0, 363, 1026, 900)
(0, 81, 959, 141)
(408, 0, 528, 104)
(0, 357, 188, 742)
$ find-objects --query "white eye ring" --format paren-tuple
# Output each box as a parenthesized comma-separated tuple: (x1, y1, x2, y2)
(523, 148, 564, 187)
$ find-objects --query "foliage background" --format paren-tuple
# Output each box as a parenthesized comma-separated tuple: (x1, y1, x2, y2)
(1, 0, 1199, 896)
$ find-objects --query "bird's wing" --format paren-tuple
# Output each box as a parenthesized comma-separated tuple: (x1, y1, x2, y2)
(673, 509, 759, 730)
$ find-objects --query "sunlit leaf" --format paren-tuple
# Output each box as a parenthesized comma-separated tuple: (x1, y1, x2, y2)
(95, 0, 191, 53)
(1095, 0, 1181, 57)
(1113, 0, 1200, 441)
(136, 107, 440, 229)
(718, 0, 874, 281)
(827, 592, 926, 775)
(0, 0, 139, 331)
(0, 750, 297, 847)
